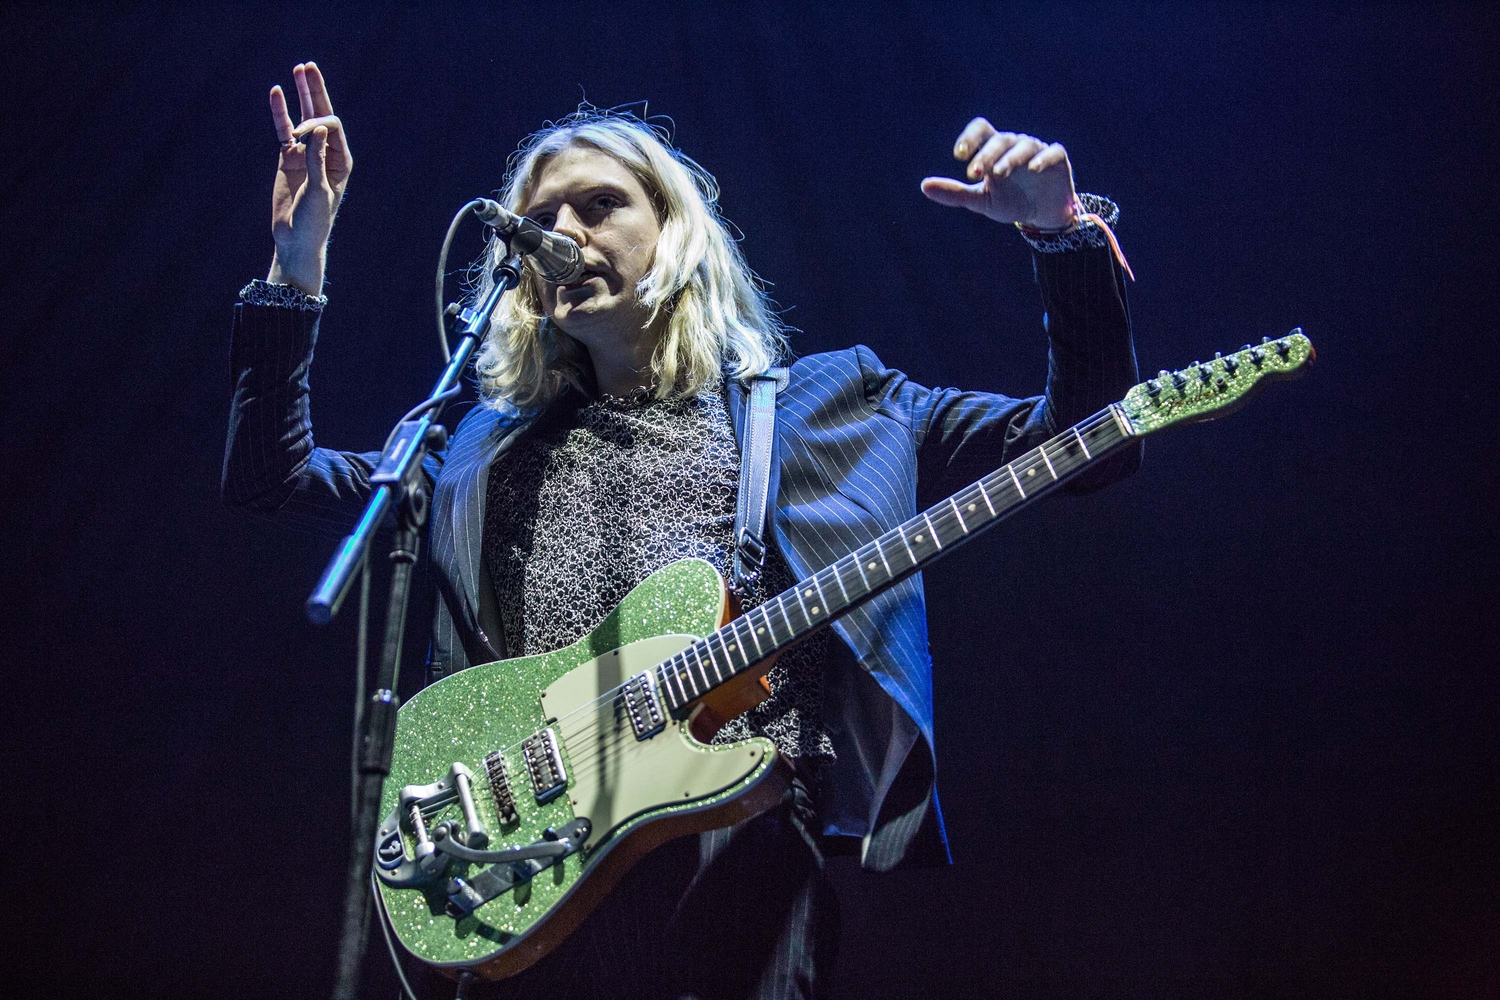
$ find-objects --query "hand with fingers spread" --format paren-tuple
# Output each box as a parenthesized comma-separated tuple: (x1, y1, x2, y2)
(267, 61, 353, 296)
(920, 118, 1079, 231)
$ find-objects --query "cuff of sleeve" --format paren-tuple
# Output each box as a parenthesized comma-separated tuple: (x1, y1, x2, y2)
(239, 278, 327, 312)
(230, 281, 322, 387)
(1017, 193, 1119, 253)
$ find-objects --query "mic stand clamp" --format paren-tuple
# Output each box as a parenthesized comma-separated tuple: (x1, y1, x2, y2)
(324, 250, 525, 1000)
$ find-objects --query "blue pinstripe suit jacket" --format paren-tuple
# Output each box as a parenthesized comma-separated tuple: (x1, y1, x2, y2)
(224, 244, 1139, 869)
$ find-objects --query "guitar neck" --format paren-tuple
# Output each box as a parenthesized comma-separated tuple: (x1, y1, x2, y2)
(653, 403, 1138, 710)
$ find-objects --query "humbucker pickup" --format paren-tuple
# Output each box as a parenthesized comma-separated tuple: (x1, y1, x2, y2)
(521, 728, 568, 803)
(623, 671, 665, 740)
(482, 750, 519, 826)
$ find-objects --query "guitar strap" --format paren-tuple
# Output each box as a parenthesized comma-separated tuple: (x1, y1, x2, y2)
(731, 368, 786, 593)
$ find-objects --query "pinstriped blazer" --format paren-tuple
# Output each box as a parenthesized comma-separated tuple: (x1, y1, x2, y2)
(224, 244, 1139, 870)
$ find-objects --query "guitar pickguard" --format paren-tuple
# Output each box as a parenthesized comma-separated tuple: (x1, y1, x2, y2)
(540, 634, 771, 852)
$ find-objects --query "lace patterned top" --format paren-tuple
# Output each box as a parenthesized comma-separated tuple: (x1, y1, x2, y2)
(482, 382, 835, 766)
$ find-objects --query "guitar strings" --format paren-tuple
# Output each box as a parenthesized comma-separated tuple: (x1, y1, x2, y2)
(519, 410, 1122, 774)
(458, 409, 1122, 781)
(440, 412, 1126, 820)
(457, 408, 1122, 781)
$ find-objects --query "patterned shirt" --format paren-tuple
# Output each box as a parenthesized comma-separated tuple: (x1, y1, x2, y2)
(482, 381, 835, 765)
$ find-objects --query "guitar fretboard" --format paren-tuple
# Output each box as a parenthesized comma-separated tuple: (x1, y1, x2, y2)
(653, 403, 1136, 711)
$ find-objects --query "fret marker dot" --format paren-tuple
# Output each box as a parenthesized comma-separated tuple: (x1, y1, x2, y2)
(811, 606, 821, 615)
(1027, 468, 1036, 477)
(968, 503, 977, 512)
(757, 626, 765, 634)
(804, 589, 813, 598)
(867, 561, 877, 570)
(915, 533, 925, 542)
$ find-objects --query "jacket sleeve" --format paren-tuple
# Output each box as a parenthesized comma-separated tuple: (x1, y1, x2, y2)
(862, 243, 1141, 504)
(221, 300, 442, 537)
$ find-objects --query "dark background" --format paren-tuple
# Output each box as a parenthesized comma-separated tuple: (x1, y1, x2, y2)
(3, 3, 1496, 998)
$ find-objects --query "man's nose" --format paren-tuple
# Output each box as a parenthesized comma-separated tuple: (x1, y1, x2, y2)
(552, 205, 588, 246)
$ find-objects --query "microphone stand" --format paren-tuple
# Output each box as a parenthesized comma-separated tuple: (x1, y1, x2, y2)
(316, 249, 525, 1000)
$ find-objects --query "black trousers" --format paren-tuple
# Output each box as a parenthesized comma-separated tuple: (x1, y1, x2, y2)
(412, 778, 839, 1000)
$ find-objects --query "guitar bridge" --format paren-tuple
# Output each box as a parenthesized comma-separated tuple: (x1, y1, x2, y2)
(483, 750, 519, 826)
(623, 671, 665, 740)
(521, 727, 568, 803)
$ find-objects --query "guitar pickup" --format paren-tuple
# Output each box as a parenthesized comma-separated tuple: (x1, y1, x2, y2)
(482, 750, 519, 826)
(521, 728, 568, 803)
(623, 671, 665, 740)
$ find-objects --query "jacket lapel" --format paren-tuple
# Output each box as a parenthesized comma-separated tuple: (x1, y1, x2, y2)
(432, 404, 535, 641)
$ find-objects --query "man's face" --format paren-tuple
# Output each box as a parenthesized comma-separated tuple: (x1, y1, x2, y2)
(522, 144, 663, 347)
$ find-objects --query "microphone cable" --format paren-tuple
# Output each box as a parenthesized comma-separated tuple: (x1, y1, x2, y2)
(434, 199, 489, 364)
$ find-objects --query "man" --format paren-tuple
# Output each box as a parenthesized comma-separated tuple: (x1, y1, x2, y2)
(225, 61, 1139, 999)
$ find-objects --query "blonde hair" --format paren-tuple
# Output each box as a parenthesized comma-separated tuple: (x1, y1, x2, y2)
(471, 110, 788, 410)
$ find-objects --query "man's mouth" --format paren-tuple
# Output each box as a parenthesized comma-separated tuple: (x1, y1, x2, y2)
(560, 270, 603, 291)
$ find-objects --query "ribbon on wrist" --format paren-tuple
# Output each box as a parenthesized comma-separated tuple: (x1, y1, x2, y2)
(1015, 193, 1134, 281)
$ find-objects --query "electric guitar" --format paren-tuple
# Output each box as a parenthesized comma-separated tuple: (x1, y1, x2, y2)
(373, 332, 1315, 980)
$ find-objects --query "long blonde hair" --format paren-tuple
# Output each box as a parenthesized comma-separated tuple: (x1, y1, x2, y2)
(471, 110, 788, 410)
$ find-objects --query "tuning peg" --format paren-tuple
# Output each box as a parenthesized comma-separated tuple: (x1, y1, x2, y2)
(1146, 378, 1162, 398)
(1275, 339, 1290, 358)
(1222, 352, 1239, 376)
(1171, 370, 1187, 390)
(1249, 344, 1265, 365)
(1195, 362, 1209, 382)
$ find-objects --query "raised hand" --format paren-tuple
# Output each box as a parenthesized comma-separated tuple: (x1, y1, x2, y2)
(920, 118, 1077, 231)
(267, 62, 353, 295)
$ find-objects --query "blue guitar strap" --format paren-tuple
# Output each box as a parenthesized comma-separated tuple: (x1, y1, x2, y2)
(731, 368, 786, 594)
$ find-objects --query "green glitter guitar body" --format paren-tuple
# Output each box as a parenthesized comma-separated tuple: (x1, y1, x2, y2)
(375, 332, 1315, 981)
(375, 556, 782, 980)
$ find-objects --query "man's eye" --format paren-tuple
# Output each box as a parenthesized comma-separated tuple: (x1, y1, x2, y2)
(594, 195, 620, 211)
(533, 214, 556, 229)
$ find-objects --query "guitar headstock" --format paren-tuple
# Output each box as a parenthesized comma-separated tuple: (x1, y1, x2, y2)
(1122, 329, 1315, 435)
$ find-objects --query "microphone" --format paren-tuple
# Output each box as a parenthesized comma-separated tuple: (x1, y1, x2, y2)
(472, 199, 587, 284)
